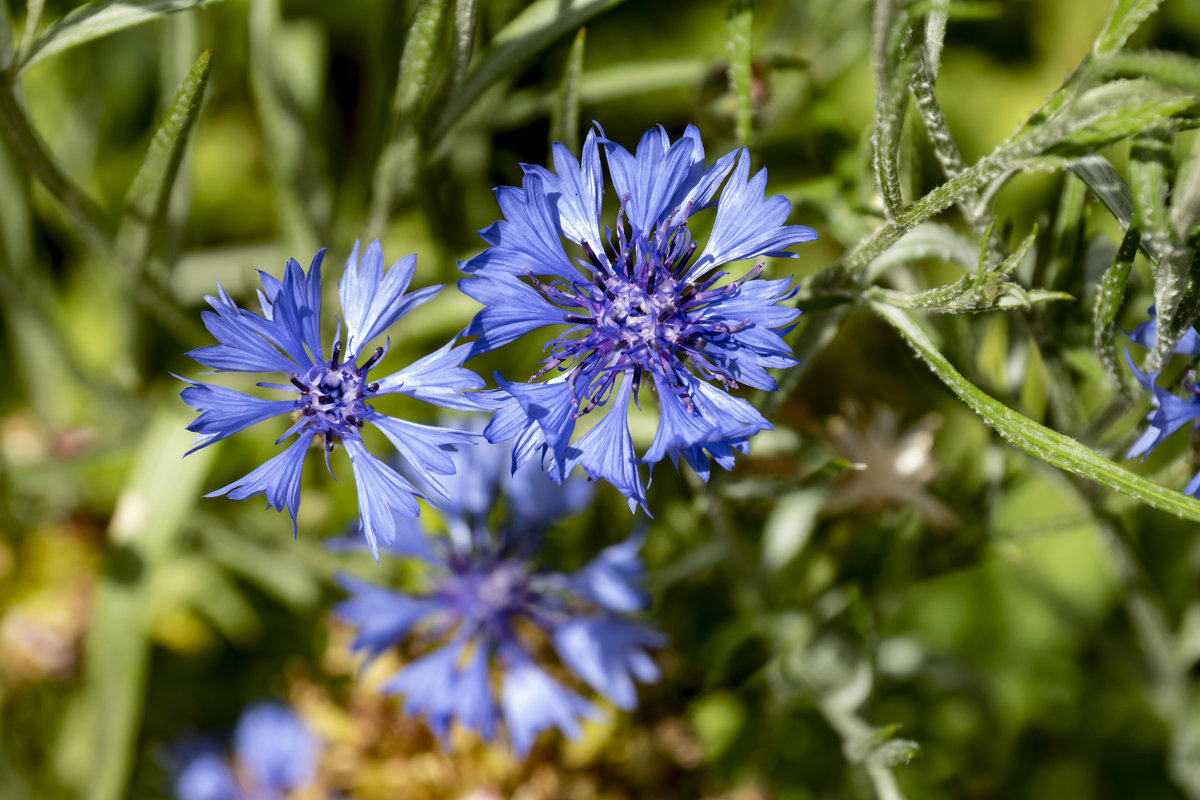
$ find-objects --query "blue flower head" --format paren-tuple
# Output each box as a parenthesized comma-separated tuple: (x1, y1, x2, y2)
(180, 241, 484, 558)
(460, 124, 817, 510)
(172, 701, 320, 800)
(334, 441, 662, 756)
(1123, 304, 1200, 356)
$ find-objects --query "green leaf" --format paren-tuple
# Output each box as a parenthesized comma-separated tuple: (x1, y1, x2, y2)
(871, 0, 913, 219)
(1107, 49, 1200, 93)
(548, 27, 585, 155)
(872, 300, 1200, 523)
(1093, 225, 1139, 395)
(433, 0, 627, 140)
(16, 0, 218, 73)
(1069, 154, 1134, 228)
(116, 48, 211, 274)
(1047, 80, 1195, 154)
(0, 4, 10, 72)
(921, 0, 949, 79)
(1171, 135, 1200, 244)
(1093, 0, 1163, 57)
(12, 0, 43, 69)
(726, 0, 753, 148)
(866, 221, 977, 280)
(369, 0, 453, 232)
(449, 0, 477, 93)
(1131, 128, 1172, 243)
(58, 409, 215, 800)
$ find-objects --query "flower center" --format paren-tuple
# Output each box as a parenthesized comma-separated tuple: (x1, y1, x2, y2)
(442, 558, 531, 636)
(526, 207, 759, 416)
(289, 341, 382, 450)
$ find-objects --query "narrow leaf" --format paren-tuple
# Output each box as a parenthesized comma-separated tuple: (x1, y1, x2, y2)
(0, 1, 13, 82)
(17, 0, 218, 73)
(63, 410, 215, 800)
(922, 0, 948, 79)
(1171, 135, 1200, 244)
(872, 300, 1200, 523)
(726, 0, 753, 148)
(433, 0, 627, 139)
(1070, 154, 1134, 228)
(449, 0, 478, 94)
(1107, 49, 1200, 93)
(549, 27, 585, 155)
(1093, 225, 1139, 394)
(13, 0, 43, 67)
(368, 0, 452, 233)
(1048, 82, 1194, 154)
(116, 48, 212, 273)
(1131, 128, 1173, 244)
(871, 0, 913, 219)
(1093, 0, 1163, 57)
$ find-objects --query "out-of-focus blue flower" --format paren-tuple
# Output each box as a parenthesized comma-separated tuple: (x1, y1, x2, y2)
(459, 124, 817, 510)
(1123, 305, 1200, 355)
(180, 241, 484, 558)
(172, 701, 320, 800)
(333, 441, 661, 755)
(1125, 346, 1200, 495)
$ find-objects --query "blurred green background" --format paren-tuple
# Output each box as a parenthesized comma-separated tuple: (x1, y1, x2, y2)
(4, 0, 1200, 798)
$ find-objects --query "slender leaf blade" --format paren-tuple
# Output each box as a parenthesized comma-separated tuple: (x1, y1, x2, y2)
(1070, 154, 1135, 228)
(1108, 49, 1200, 93)
(18, 0, 219, 73)
(0, 1, 12, 71)
(433, 0, 627, 139)
(726, 0, 753, 148)
(116, 48, 212, 273)
(1094, 0, 1163, 57)
(872, 300, 1200, 523)
(549, 27, 585, 154)
(1093, 225, 1139, 394)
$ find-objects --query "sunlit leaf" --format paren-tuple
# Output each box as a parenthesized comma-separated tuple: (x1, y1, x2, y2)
(17, 0, 218, 73)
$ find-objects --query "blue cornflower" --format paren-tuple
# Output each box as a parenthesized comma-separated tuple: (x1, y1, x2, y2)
(180, 241, 484, 558)
(333, 441, 662, 756)
(1126, 346, 1200, 495)
(459, 124, 817, 509)
(171, 701, 320, 800)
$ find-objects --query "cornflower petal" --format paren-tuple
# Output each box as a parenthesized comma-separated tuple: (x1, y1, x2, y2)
(344, 438, 424, 560)
(374, 341, 486, 411)
(494, 377, 578, 481)
(333, 575, 440, 660)
(459, 276, 571, 359)
(553, 616, 665, 711)
(690, 150, 818, 278)
(569, 380, 647, 513)
(384, 642, 464, 741)
(178, 379, 296, 454)
(500, 646, 597, 755)
(339, 243, 441, 356)
(233, 702, 319, 793)
(519, 128, 605, 253)
(206, 432, 313, 537)
(571, 532, 649, 613)
(173, 748, 239, 800)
